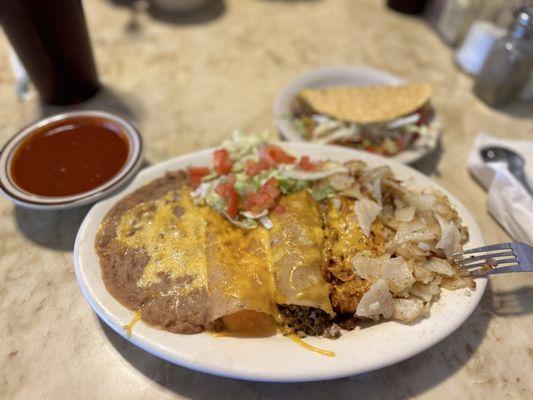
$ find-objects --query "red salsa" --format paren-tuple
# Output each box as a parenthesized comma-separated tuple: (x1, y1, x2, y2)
(10, 116, 129, 197)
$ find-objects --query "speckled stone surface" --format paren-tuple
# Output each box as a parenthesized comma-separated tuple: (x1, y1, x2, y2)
(0, 1, 532, 399)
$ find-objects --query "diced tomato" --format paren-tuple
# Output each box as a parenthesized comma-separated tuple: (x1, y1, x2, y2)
(416, 109, 426, 127)
(213, 148, 233, 175)
(244, 192, 271, 214)
(248, 146, 295, 177)
(215, 175, 239, 218)
(245, 159, 269, 176)
(258, 147, 276, 168)
(227, 174, 236, 186)
(215, 175, 236, 197)
(188, 166, 210, 189)
(274, 204, 286, 214)
(298, 155, 321, 171)
(266, 144, 295, 164)
(394, 136, 406, 152)
(215, 183, 228, 198)
(261, 177, 280, 198)
(244, 177, 280, 214)
(226, 186, 239, 217)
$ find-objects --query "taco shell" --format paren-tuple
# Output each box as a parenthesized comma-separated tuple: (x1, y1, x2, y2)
(298, 83, 432, 124)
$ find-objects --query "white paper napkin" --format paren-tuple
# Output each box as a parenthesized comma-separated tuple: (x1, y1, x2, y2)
(468, 133, 533, 245)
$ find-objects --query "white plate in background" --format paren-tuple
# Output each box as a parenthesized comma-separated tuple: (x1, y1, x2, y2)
(74, 143, 485, 382)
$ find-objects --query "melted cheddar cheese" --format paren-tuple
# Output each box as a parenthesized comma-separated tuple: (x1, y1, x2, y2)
(270, 192, 333, 315)
(124, 310, 141, 337)
(323, 197, 385, 278)
(288, 334, 335, 357)
(116, 187, 208, 294)
(202, 207, 276, 319)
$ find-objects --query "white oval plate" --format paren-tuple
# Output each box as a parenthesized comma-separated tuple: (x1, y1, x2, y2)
(74, 143, 485, 382)
(274, 66, 441, 165)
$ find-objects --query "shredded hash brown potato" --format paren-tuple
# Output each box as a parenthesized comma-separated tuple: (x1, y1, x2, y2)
(317, 160, 473, 327)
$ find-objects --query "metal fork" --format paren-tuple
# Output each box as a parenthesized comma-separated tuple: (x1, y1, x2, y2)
(452, 242, 533, 276)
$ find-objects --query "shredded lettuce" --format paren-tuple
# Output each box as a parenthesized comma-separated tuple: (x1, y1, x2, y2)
(404, 123, 437, 148)
(245, 168, 311, 194)
(277, 175, 310, 194)
(204, 187, 224, 211)
(310, 186, 336, 202)
(223, 130, 269, 161)
(404, 124, 422, 133)
(383, 138, 399, 155)
(234, 173, 259, 196)
(201, 171, 218, 182)
(227, 215, 258, 230)
(292, 118, 308, 138)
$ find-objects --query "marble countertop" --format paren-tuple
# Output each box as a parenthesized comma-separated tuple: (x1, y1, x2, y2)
(0, 1, 532, 399)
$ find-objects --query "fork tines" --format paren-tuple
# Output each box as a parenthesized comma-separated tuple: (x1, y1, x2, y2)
(453, 242, 520, 274)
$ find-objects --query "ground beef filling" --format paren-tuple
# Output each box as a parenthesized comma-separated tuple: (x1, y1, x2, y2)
(333, 313, 359, 331)
(278, 304, 333, 337)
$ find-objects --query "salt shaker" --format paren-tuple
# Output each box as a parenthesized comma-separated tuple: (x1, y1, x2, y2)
(474, 6, 533, 106)
(456, 20, 505, 75)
